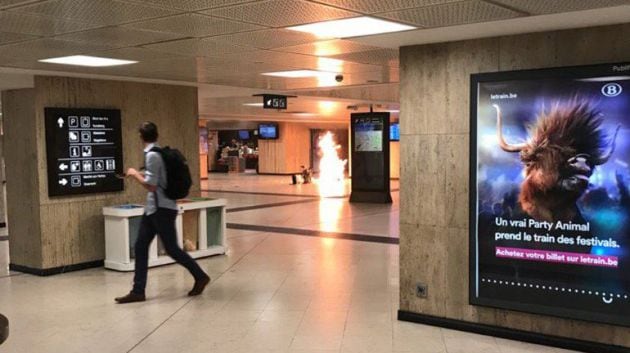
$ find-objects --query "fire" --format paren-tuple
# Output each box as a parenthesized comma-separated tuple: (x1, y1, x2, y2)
(316, 132, 347, 198)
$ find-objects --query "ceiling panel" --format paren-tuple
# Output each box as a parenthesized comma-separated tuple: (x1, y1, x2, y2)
(492, 0, 630, 15)
(0, 11, 102, 36)
(0, 30, 37, 45)
(56, 27, 184, 48)
(126, 0, 256, 11)
(310, 0, 461, 14)
(126, 13, 263, 37)
(329, 48, 399, 67)
(0, 38, 115, 65)
(274, 39, 382, 56)
(9, 0, 180, 26)
(0, 0, 43, 9)
(211, 28, 323, 49)
(143, 37, 256, 57)
(378, 0, 522, 28)
(203, 0, 358, 27)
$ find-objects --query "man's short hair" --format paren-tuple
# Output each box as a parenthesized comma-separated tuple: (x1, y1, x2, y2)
(139, 122, 158, 143)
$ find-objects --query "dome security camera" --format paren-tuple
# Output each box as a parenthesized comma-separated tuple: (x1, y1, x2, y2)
(335, 74, 344, 82)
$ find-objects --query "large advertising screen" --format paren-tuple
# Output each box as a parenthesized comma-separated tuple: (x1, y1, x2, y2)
(470, 62, 630, 326)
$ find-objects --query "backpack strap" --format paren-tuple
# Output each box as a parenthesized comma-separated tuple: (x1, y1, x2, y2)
(147, 146, 163, 209)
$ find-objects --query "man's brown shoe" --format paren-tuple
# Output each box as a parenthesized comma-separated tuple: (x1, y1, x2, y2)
(188, 275, 210, 296)
(115, 292, 146, 304)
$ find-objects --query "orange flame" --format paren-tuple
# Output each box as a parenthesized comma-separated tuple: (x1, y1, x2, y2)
(316, 132, 347, 198)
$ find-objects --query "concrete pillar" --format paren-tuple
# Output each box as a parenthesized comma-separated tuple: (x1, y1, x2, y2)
(2, 76, 199, 274)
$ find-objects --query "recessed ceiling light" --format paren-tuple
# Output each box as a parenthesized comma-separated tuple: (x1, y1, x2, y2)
(286, 16, 415, 39)
(262, 70, 337, 78)
(243, 103, 264, 107)
(38, 55, 138, 67)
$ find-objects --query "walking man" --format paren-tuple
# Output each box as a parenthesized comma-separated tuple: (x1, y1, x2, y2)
(115, 122, 210, 303)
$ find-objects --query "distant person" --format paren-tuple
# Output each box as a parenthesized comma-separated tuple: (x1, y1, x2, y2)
(115, 122, 210, 304)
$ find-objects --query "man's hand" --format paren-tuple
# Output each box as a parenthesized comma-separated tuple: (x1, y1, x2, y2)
(126, 168, 139, 178)
(126, 167, 157, 192)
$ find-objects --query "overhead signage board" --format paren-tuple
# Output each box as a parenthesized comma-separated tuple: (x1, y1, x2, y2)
(45, 108, 124, 197)
(470, 62, 630, 326)
(263, 95, 288, 110)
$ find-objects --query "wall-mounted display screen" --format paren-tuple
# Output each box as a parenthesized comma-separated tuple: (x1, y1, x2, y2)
(390, 123, 400, 141)
(238, 130, 250, 140)
(470, 62, 630, 326)
(258, 123, 279, 140)
(45, 108, 124, 197)
(354, 118, 383, 152)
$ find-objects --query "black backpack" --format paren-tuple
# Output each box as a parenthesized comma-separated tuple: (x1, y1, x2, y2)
(150, 146, 192, 200)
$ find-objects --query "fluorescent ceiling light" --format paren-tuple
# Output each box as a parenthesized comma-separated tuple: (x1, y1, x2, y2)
(243, 103, 264, 107)
(262, 70, 336, 78)
(286, 16, 415, 38)
(39, 55, 138, 67)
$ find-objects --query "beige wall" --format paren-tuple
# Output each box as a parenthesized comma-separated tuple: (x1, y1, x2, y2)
(399, 24, 630, 347)
(4, 76, 199, 270)
(258, 122, 310, 174)
(390, 142, 400, 179)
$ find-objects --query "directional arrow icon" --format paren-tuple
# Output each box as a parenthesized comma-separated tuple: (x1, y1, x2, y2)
(59, 178, 68, 186)
(59, 163, 68, 171)
(57, 117, 64, 128)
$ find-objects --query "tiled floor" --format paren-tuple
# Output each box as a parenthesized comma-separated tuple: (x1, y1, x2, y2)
(0, 176, 577, 353)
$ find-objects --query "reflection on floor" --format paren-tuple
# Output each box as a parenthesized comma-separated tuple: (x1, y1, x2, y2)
(201, 173, 400, 197)
(0, 175, 578, 353)
(202, 175, 400, 239)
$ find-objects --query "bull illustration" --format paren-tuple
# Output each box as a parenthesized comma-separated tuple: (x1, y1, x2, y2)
(494, 100, 620, 222)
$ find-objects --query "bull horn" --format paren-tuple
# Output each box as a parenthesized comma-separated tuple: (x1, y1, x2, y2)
(593, 124, 621, 165)
(494, 104, 526, 153)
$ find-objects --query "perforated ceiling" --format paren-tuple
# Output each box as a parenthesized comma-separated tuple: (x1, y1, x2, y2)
(126, 13, 263, 37)
(212, 29, 323, 50)
(56, 27, 184, 48)
(126, 0, 256, 12)
(143, 37, 256, 57)
(311, 0, 460, 14)
(275, 39, 383, 56)
(379, 0, 522, 28)
(12, 0, 179, 26)
(203, 0, 357, 27)
(0, 11, 101, 36)
(0, 0, 627, 94)
(492, 0, 630, 15)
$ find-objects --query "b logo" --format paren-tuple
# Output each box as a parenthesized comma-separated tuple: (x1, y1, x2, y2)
(602, 83, 622, 97)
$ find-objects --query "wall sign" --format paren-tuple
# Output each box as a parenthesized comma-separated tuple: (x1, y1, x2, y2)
(45, 108, 124, 197)
(262, 95, 287, 110)
(470, 62, 630, 326)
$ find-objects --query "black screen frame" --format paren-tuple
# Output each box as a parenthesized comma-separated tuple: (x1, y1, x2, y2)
(350, 112, 391, 192)
(469, 61, 630, 327)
